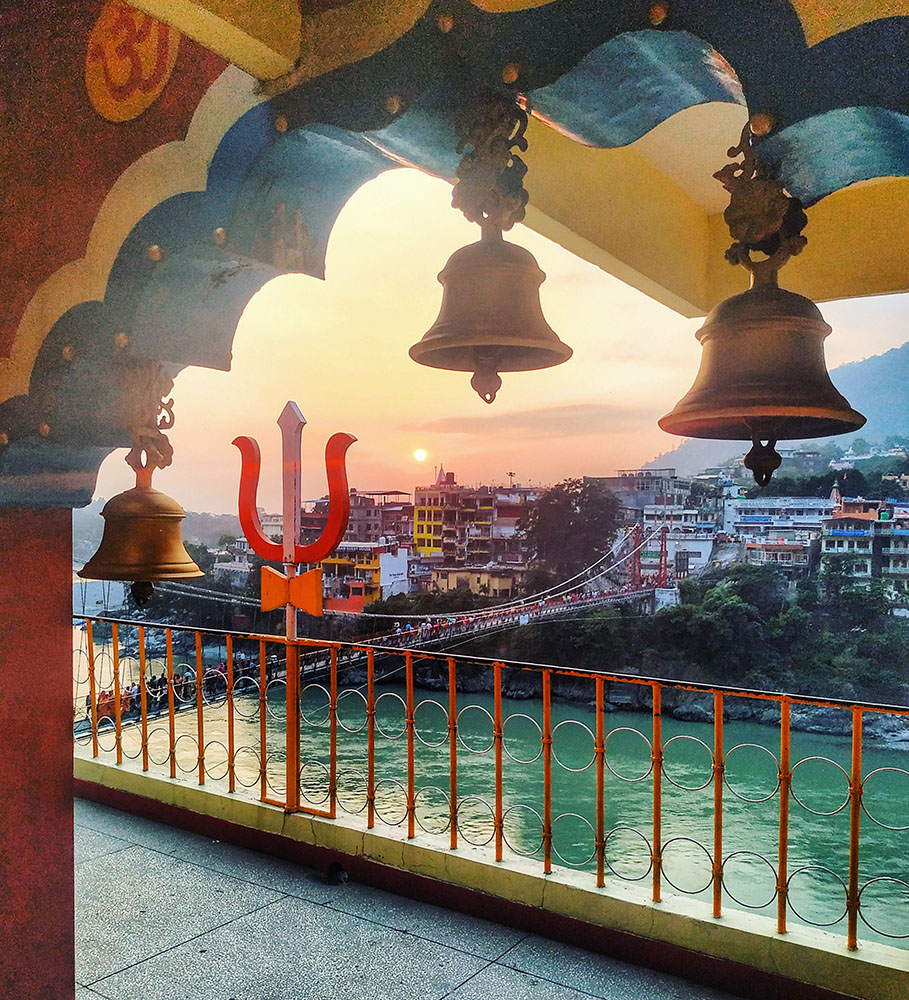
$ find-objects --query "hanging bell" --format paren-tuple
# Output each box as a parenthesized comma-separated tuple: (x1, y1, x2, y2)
(79, 481, 203, 604)
(410, 230, 572, 403)
(658, 280, 865, 485)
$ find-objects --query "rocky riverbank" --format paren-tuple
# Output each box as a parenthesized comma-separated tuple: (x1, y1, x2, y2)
(338, 656, 909, 749)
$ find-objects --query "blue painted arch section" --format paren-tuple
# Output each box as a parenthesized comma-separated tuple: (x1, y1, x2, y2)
(129, 247, 274, 372)
(528, 30, 744, 148)
(363, 82, 463, 179)
(227, 125, 393, 279)
(758, 107, 909, 206)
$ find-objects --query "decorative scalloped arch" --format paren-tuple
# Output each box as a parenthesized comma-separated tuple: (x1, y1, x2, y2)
(0, 67, 262, 407)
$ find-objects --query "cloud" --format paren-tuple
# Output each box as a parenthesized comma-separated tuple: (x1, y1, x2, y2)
(402, 401, 657, 437)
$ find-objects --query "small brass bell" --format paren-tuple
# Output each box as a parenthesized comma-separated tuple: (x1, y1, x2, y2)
(659, 279, 865, 485)
(79, 481, 203, 603)
(410, 229, 572, 403)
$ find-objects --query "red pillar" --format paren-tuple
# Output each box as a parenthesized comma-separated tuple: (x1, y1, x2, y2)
(0, 508, 75, 999)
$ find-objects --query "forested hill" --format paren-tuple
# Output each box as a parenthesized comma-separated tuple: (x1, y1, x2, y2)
(645, 341, 909, 475)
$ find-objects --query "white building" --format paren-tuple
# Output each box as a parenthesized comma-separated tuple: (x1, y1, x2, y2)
(722, 496, 837, 538)
(212, 537, 253, 587)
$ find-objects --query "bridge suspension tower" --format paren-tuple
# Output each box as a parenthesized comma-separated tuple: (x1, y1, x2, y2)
(630, 523, 642, 590)
(656, 525, 669, 588)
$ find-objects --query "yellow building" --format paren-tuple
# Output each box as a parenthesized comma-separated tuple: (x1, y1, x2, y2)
(317, 541, 410, 607)
(431, 567, 526, 599)
(414, 467, 539, 566)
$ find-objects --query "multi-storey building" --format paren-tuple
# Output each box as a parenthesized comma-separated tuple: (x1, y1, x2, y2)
(318, 540, 409, 609)
(587, 469, 691, 520)
(212, 536, 253, 586)
(412, 469, 542, 591)
(722, 496, 837, 537)
(820, 506, 909, 600)
(431, 566, 525, 598)
(413, 468, 540, 567)
(744, 540, 816, 580)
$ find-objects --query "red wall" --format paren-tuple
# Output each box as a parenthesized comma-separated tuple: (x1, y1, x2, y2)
(0, 509, 76, 998)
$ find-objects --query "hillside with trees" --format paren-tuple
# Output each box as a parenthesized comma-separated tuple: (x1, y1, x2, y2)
(459, 564, 908, 705)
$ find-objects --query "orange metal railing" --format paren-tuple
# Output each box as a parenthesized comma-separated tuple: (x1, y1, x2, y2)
(73, 615, 909, 951)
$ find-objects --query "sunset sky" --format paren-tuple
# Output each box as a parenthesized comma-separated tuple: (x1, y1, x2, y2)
(94, 169, 908, 514)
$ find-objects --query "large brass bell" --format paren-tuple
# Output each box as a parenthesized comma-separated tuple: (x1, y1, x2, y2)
(659, 279, 865, 485)
(410, 230, 572, 403)
(79, 481, 203, 604)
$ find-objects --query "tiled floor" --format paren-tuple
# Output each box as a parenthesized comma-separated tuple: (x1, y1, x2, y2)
(75, 799, 743, 999)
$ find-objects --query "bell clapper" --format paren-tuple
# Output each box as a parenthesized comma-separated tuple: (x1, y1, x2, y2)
(470, 367, 502, 404)
(130, 581, 156, 606)
(743, 438, 782, 488)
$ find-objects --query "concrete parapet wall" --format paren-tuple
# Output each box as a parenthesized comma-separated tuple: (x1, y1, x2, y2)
(74, 759, 907, 1000)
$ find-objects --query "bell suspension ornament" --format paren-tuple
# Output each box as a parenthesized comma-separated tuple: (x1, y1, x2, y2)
(658, 124, 865, 486)
(409, 92, 572, 402)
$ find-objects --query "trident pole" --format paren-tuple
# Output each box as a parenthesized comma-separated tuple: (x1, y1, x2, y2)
(278, 402, 305, 811)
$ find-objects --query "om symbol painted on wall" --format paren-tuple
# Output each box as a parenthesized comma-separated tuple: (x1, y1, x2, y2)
(86, 2, 181, 122)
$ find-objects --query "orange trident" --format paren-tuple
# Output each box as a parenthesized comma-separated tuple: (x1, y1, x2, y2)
(233, 402, 356, 618)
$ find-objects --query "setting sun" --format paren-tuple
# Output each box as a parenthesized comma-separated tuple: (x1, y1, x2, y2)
(414, 448, 427, 462)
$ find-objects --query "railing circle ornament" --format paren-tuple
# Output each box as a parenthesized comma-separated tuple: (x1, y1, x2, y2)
(456, 705, 495, 755)
(298, 758, 331, 806)
(721, 851, 778, 909)
(858, 877, 909, 938)
(414, 785, 451, 835)
(413, 699, 450, 748)
(373, 777, 408, 826)
(502, 713, 543, 764)
(551, 813, 597, 868)
(723, 743, 781, 803)
(336, 688, 368, 734)
(335, 767, 368, 815)
(456, 795, 496, 846)
(786, 865, 848, 927)
(231, 744, 261, 787)
(264, 749, 288, 797)
(300, 683, 331, 728)
(231, 676, 261, 719)
(659, 837, 715, 895)
(145, 725, 172, 767)
(789, 756, 851, 816)
(172, 732, 200, 774)
(603, 825, 653, 882)
(603, 727, 653, 782)
(202, 739, 229, 780)
(501, 804, 544, 857)
(201, 669, 229, 709)
(661, 735, 714, 791)
(264, 678, 287, 722)
(860, 767, 909, 831)
(551, 720, 597, 773)
(374, 691, 408, 740)
(119, 725, 144, 761)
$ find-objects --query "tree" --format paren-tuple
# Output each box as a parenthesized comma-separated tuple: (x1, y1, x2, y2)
(520, 566, 557, 597)
(518, 478, 620, 577)
(185, 542, 215, 574)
